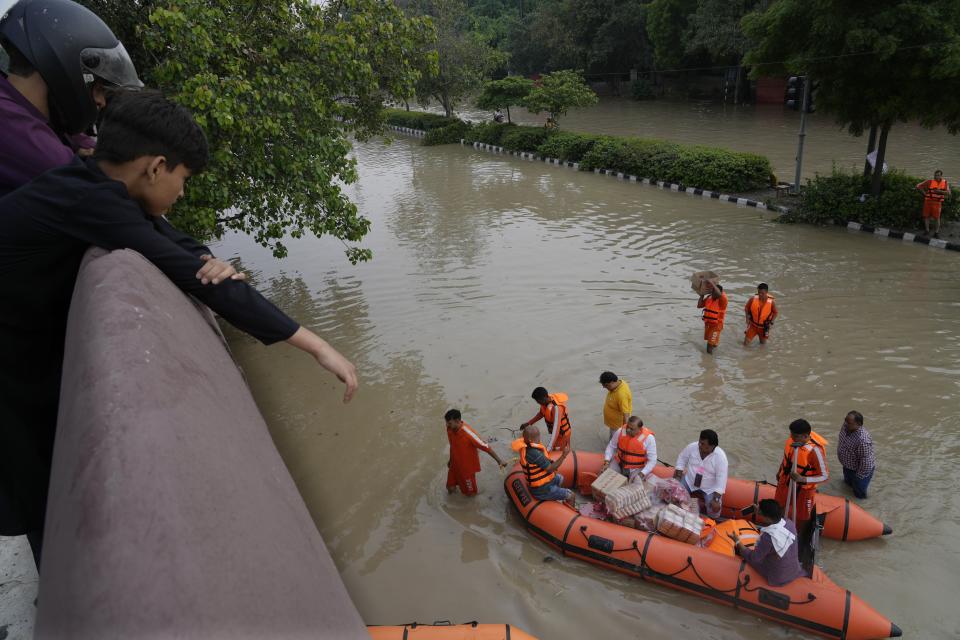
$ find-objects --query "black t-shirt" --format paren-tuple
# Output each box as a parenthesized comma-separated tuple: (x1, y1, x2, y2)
(0, 156, 299, 534)
(0, 156, 299, 343)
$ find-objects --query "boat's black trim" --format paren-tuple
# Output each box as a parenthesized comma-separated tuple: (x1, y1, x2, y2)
(509, 497, 845, 638)
(842, 499, 850, 541)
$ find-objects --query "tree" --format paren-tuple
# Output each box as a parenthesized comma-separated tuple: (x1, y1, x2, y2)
(506, 1, 580, 75)
(77, 0, 435, 261)
(522, 69, 598, 125)
(685, 0, 757, 62)
(646, 0, 696, 69)
(685, 0, 759, 103)
(475, 76, 534, 122)
(743, 0, 960, 196)
(406, 0, 504, 117)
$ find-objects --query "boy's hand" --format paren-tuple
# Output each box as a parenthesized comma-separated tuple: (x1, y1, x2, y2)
(313, 342, 359, 403)
(197, 255, 246, 285)
(286, 327, 359, 403)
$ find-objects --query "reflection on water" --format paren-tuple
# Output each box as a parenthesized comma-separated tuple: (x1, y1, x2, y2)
(451, 98, 960, 184)
(218, 136, 960, 638)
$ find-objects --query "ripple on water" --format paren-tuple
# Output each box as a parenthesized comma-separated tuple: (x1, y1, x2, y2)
(215, 136, 960, 640)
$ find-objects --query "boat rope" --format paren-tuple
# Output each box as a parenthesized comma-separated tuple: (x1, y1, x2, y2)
(682, 556, 741, 593)
(740, 574, 817, 605)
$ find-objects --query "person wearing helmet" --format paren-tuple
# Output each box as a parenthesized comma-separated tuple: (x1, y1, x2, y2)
(0, 1, 243, 290)
(0, 1, 243, 565)
(0, 0, 143, 196)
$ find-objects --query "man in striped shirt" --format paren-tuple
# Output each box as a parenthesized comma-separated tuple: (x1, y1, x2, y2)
(445, 409, 506, 496)
(837, 411, 876, 499)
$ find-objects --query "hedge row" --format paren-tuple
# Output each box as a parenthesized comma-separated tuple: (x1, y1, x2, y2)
(383, 108, 460, 131)
(460, 121, 773, 192)
(786, 169, 959, 229)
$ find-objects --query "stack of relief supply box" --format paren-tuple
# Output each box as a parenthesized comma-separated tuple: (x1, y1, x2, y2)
(656, 503, 703, 545)
(590, 468, 627, 502)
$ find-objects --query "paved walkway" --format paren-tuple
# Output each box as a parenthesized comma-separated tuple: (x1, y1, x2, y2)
(0, 536, 37, 639)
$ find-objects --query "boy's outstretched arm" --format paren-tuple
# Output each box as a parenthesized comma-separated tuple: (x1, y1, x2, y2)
(286, 327, 358, 403)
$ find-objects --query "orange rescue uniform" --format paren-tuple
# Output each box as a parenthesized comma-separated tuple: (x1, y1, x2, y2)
(616, 426, 655, 470)
(707, 519, 761, 557)
(744, 294, 777, 343)
(702, 292, 728, 347)
(774, 431, 829, 523)
(513, 439, 556, 487)
(526, 393, 572, 451)
(918, 178, 949, 219)
(446, 422, 492, 496)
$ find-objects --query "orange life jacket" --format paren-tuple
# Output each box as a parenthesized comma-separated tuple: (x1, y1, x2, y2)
(514, 440, 555, 488)
(778, 431, 828, 490)
(748, 295, 775, 329)
(707, 519, 761, 557)
(702, 292, 727, 324)
(543, 393, 572, 441)
(616, 427, 654, 470)
(925, 178, 948, 203)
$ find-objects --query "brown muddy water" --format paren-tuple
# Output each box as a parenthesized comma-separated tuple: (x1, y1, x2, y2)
(217, 135, 960, 639)
(452, 97, 960, 185)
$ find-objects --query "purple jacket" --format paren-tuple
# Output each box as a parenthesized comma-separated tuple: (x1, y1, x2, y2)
(740, 519, 804, 587)
(0, 74, 78, 197)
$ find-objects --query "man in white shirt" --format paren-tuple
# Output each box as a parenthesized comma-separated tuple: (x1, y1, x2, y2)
(673, 429, 728, 517)
(600, 416, 657, 482)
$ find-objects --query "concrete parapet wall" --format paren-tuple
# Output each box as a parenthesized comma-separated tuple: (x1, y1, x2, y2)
(36, 248, 367, 639)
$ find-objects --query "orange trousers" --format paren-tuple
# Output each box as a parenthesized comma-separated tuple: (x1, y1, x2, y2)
(703, 322, 723, 347)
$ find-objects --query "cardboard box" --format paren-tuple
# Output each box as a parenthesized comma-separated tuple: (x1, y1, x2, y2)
(656, 504, 704, 545)
(605, 483, 653, 520)
(591, 468, 627, 502)
(691, 270, 720, 296)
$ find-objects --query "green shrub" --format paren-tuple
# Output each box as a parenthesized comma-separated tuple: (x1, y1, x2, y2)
(463, 121, 515, 145)
(787, 169, 959, 228)
(580, 137, 771, 191)
(536, 131, 601, 161)
(384, 108, 459, 131)
(500, 126, 554, 152)
(424, 120, 472, 146)
(674, 147, 774, 192)
(388, 109, 774, 193)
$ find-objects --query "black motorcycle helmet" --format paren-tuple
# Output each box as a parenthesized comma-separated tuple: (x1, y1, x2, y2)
(0, 0, 142, 134)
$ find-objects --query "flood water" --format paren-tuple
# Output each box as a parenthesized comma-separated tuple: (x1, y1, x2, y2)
(217, 135, 960, 639)
(451, 98, 960, 185)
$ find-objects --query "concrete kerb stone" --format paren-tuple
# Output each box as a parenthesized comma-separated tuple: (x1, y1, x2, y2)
(456, 137, 782, 215)
(441, 133, 959, 253)
(839, 219, 960, 251)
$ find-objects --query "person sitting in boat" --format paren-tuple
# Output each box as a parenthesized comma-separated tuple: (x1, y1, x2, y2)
(729, 499, 803, 587)
(520, 387, 573, 451)
(511, 426, 575, 507)
(673, 429, 728, 517)
(600, 416, 656, 482)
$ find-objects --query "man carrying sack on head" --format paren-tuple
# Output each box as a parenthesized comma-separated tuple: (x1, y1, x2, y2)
(693, 273, 727, 355)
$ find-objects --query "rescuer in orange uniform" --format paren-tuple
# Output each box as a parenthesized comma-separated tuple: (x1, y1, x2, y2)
(445, 409, 506, 496)
(743, 283, 779, 346)
(916, 170, 951, 238)
(697, 280, 727, 354)
(512, 425, 574, 506)
(600, 416, 657, 482)
(520, 386, 573, 451)
(774, 419, 828, 526)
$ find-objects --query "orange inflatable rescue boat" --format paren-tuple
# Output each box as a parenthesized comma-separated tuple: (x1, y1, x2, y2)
(644, 466, 892, 542)
(505, 451, 900, 639)
(368, 621, 536, 639)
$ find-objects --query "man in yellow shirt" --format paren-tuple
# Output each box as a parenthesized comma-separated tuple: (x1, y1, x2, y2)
(600, 371, 632, 432)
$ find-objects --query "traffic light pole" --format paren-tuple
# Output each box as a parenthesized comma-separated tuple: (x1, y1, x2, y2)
(792, 78, 808, 195)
